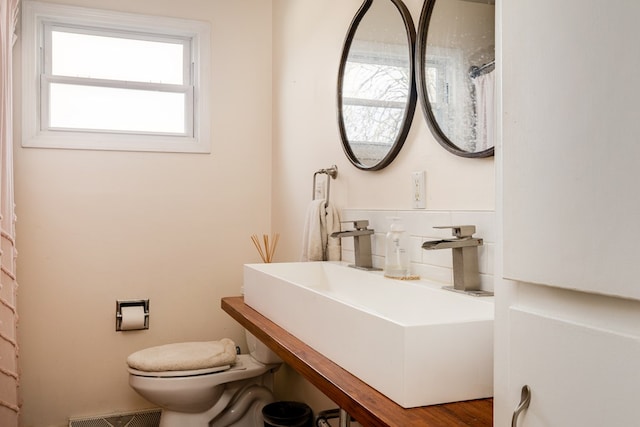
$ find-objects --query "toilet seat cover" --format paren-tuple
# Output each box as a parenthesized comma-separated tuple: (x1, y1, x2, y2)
(127, 338, 237, 372)
(128, 364, 232, 378)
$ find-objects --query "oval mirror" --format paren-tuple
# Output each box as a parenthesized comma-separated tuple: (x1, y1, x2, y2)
(337, 0, 417, 170)
(416, 0, 495, 157)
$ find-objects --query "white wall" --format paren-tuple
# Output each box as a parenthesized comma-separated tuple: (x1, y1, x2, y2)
(14, 1, 272, 425)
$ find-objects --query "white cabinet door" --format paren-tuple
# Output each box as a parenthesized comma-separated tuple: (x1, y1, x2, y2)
(508, 308, 640, 427)
(499, 1, 640, 425)
(502, 0, 640, 301)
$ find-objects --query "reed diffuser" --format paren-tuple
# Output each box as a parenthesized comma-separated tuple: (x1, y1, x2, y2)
(250, 233, 280, 263)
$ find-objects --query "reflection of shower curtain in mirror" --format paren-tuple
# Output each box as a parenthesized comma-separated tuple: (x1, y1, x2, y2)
(473, 70, 495, 152)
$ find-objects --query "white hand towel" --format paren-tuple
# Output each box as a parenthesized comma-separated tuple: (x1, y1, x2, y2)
(324, 202, 342, 261)
(301, 200, 342, 261)
(301, 199, 325, 261)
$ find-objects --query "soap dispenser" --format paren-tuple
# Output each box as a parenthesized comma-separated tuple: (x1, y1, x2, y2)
(384, 217, 409, 278)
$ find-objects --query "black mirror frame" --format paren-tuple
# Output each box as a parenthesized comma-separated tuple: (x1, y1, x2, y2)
(337, 0, 417, 171)
(415, 0, 494, 158)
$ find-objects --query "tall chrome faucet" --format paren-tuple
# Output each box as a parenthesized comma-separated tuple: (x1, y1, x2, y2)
(422, 225, 492, 296)
(330, 220, 381, 271)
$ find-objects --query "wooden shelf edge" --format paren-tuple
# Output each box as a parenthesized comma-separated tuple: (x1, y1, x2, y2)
(221, 296, 492, 427)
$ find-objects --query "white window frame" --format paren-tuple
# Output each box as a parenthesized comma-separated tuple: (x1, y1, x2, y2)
(22, 1, 211, 153)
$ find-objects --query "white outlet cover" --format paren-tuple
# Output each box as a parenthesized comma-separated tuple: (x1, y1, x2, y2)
(411, 171, 426, 209)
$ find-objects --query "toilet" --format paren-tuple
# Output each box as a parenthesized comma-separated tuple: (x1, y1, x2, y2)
(127, 332, 282, 427)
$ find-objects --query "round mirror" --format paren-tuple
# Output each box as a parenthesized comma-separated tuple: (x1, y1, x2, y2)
(416, 0, 495, 158)
(337, 0, 417, 171)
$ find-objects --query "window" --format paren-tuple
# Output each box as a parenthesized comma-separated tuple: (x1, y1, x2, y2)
(424, 47, 470, 147)
(341, 40, 411, 163)
(22, 1, 211, 153)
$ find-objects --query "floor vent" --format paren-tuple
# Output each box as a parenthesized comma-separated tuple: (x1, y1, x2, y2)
(69, 409, 161, 427)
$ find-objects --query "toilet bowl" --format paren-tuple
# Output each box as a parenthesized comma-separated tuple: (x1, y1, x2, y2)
(127, 333, 282, 427)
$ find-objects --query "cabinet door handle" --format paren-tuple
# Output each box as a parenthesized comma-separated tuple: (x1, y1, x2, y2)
(511, 385, 531, 427)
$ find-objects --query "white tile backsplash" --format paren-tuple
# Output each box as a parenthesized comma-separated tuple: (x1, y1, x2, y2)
(340, 209, 495, 292)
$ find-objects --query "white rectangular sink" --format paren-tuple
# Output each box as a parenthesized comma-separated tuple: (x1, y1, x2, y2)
(243, 261, 493, 408)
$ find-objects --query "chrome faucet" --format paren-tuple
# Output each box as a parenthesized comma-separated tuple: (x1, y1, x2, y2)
(330, 220, 381, 271)
(422, 225, 492, 296)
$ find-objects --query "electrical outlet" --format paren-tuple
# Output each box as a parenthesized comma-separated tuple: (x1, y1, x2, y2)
(411, 171, 426, 209)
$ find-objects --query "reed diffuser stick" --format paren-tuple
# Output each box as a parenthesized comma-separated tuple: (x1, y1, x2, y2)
(250, 235, 265, 262)
(251, 233, 280, 263)
(269, 233, 280, 262)
(263, 234, 269, 260)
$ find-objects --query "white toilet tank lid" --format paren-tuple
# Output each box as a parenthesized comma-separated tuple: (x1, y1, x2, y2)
(127, 338, 237, 372)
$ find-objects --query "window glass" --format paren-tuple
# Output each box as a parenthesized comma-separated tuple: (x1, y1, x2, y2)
(50, 29, 185, 84)
(49, 83, 186, 134)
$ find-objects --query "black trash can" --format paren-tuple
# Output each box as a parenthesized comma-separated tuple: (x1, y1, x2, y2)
(262, 401, 313, 427)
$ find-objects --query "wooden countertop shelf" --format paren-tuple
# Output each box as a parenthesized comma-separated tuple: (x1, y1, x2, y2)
(221, 296, 492, 427)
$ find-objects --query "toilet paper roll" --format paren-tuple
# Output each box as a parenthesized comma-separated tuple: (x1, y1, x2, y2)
(120, 305, 147, 330)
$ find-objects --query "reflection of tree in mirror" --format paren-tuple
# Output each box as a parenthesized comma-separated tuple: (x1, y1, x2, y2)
(341, 53, 409, 166)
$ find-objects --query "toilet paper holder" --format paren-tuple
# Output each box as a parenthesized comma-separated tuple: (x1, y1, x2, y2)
(116, 299, 150, 331)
